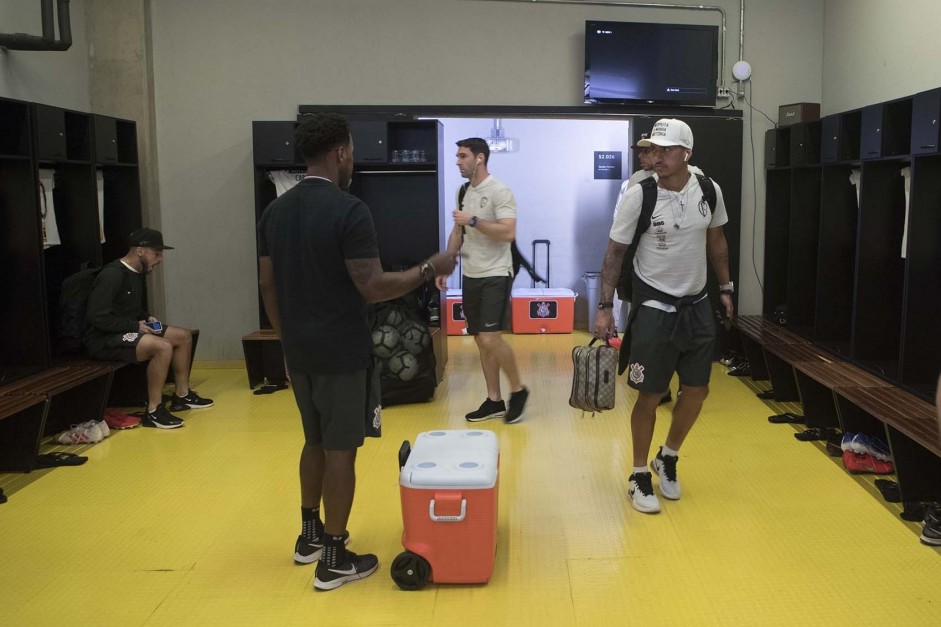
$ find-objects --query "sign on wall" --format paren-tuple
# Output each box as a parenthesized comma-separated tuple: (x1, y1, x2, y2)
(593, 151, 622, 180)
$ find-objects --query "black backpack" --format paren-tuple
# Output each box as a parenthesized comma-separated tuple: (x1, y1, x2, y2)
(58, 262, 101, 350)
(616, 174, 717, 300)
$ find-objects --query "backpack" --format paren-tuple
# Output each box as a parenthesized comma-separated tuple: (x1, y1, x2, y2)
(58, 262, 101, 350)
(616, 174, 717, 300)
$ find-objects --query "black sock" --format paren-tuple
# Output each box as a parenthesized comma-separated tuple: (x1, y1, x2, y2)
(301, 506, 323, 541)
(321, 534, 348, 568)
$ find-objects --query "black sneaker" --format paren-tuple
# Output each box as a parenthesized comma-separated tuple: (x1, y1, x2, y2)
(142, 405, 184, 429)
(314, 550, 379, 590)
(504, 387, 529, 424)
(294, 531, 350, 565)
(169, 390, 214, 412)
(465, 398, 506, 422)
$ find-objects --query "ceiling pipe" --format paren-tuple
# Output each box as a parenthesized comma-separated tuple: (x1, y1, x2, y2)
(0, 0, 73, 51)
(464, 0, 747, 91)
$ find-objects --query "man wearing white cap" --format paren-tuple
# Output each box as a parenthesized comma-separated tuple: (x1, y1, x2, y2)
(594, 118, 734, 514)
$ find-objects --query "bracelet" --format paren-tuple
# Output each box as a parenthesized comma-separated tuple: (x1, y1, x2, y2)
(719, 280, 734, 294)
(597, 301, 614, 310)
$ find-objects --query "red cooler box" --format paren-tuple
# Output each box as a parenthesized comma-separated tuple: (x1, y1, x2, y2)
(445, 288, 467, 336)
(391, 429, 499, 590)
(511, 288, 576, 334)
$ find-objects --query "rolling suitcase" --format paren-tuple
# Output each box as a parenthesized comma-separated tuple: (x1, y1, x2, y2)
(391, 430, 499, 590)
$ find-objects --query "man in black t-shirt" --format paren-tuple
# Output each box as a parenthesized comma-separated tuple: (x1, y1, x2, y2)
(84, 227, 213, 429)
(257, 113, 455, 591)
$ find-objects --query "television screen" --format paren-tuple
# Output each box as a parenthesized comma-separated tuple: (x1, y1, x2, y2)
(584, 20, 719, 107)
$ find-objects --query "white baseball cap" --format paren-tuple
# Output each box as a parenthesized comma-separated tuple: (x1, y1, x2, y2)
(637, 118, 694, 150)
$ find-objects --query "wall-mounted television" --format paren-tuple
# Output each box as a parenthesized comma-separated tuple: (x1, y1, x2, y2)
(584, 20, 719, 107)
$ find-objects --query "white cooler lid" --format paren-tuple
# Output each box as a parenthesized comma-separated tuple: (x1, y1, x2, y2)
(512, 288, 575, 298)
(401, 430, 499, 489)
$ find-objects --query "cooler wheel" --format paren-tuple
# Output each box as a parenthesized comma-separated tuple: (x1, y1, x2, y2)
(390, 550, 431, 590)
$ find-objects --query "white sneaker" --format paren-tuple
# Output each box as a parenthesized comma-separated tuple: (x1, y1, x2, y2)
(650, 448, 681, 500)
(628, 472, 661, 513)
(96, 419, 110, 439)
(56, 421, 103, 445)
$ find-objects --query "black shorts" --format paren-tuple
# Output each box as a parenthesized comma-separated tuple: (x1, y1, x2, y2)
(626, 298, 716, 393)
(462, 275, 512, 335)
(290, 359, 382, 450)
(86, 330, 148, 363)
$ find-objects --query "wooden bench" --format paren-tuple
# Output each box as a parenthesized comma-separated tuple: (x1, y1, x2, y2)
(733, 314, 941, 506)
(242, 326, 448, 390)
(0, 362, 113, 472)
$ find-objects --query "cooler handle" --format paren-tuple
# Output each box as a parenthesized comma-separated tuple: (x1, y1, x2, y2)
(428, 498, 467, 522)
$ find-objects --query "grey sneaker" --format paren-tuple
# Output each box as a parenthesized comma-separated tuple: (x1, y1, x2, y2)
(628, 471, 661, 514)
(650, 448, 681, 500)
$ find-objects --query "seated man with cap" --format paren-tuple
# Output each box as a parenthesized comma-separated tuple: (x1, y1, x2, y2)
(83, 227, 212, 429)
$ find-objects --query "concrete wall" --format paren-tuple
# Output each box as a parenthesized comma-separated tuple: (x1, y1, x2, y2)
(823, 0, 941, 114)
(144, 0, 825, 360)
(0, 0, 90, 109)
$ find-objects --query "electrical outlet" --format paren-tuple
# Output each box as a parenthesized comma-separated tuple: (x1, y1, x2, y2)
(717, 87, 732, 98)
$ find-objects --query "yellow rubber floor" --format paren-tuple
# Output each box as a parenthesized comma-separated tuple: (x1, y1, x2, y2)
(1, 332, 938, 626)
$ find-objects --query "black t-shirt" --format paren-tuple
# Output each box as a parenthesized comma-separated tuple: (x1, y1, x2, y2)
(83, 259, 149, 352)
(257, 177, 380, 374)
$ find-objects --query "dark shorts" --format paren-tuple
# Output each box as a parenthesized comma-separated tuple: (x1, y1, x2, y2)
(86, 330, 150, 363)
(462, 275, 512, 335)
(626, 297, 716, 393)
(290, 359, 382, 450)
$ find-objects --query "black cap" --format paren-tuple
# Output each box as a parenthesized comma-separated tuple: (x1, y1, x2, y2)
(128, 227, 174, 250)
(630, 133, 649, 150)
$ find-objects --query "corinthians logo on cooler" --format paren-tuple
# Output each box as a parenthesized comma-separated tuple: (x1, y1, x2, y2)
(530, 300, 557, 319)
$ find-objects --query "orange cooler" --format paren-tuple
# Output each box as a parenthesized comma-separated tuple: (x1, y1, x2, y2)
(511, 288, 576, 334)
(445, 288, 467, 336)
(393, 430, 499, 589)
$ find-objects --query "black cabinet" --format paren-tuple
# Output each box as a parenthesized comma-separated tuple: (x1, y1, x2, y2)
(911, 88, 941, 155)
(764, 128, 778, 168)
(350, 120, 388, 163)
(789, 122, 820, 166)
(93, 116, 118, 163)
(765, 88, 941, 402)
(0, 97, 142, 380)
(821, 115, 840, 163)
(252, 121, 301, 166)
(34, 104, 67, 161)
(860, 104, 884, 159)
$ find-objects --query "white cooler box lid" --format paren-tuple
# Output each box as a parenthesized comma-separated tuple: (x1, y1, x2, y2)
(401, 430, 498, 489)
(512, 288, 576, 298)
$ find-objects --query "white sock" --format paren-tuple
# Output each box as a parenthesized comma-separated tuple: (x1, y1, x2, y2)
(633, 466, 648, 476)
(661, 445, 679, 457)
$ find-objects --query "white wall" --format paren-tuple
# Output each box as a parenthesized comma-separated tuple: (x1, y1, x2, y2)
(823, 0, 941, 114)
(143, 0, 824, 360)
(0, 0, 90, 110)
(440, 118, 631, 324)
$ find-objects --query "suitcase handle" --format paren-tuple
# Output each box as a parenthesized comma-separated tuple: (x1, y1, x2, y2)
(428, 498, 467, 522)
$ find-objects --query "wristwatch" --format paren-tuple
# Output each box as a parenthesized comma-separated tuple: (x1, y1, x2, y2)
(597, 301, 614, 310)
(719, 281, 734, 294)
(468, 216, 478, 228)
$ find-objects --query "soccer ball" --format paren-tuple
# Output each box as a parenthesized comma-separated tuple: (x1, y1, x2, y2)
(372, 325, 400, 358)
(384, 308, 405, 329)
(387, 351, 420, 381)
(399, 321, 431, 355)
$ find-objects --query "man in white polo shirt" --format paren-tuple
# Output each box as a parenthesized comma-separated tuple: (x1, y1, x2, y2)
(594, 118, 734, 514)
(437, 138, 529, 424)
